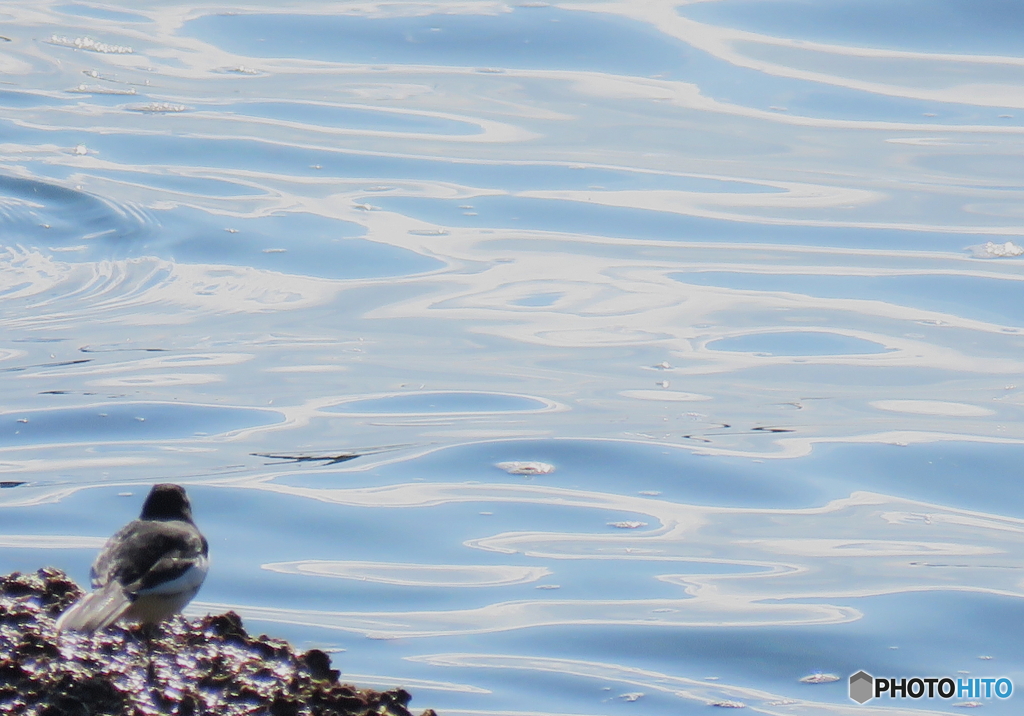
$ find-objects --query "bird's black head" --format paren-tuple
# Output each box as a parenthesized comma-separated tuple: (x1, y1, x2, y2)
(139, 484, 194, 522)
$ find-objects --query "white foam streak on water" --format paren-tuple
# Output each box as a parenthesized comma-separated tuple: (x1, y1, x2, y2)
(0, 457, 158, 477)
(549, 68, 1024, 141)
(619, 390, 712, 401)
(409, 654, 954, 715)
(611, 0, 1024, 109)
(341, 673, 491, 695)
(871, 400, 996, 417)
(38, 353, 251, 376)
(0, 535, 107, 549)
(262, 560, 552, 587)
(517, 183, 1024, 233)
(699, 431, 1024, 460)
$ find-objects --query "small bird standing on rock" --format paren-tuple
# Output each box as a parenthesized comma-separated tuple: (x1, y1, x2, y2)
(56, 483, 209, 633)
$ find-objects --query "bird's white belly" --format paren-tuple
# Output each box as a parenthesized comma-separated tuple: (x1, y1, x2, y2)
(137, 556, 209, 596)
(124, 587, 201, 625)
(124, 556, 208, 624)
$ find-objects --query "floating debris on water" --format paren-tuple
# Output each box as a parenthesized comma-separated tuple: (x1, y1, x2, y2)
(495, 461, 555, 475)
(254, 452, 361, 466)
(127, 102, 189, 113)
(618, 692, 643, 702)
(710, 700, 746, 708)
(251, 447, 401, 466)
(799, 673, 840, 684)
(48, 35, 133, 54)
(969, 241, 1024, 258)
(70, 84, 137, 95)
(0, 568, 436, 716)
(607, 521, 647, 529)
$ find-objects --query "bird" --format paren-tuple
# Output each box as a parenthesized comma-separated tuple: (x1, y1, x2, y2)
(56, 483, 209, 633)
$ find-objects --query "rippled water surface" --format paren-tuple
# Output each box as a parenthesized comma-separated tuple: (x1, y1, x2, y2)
(3, 1, 1024, 713)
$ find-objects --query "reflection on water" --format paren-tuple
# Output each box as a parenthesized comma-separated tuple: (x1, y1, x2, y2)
(185, 8, 694, 76)
(706, 330, 890, 356)
(2, 0, 1024, 714)
(0, 402, 282, 447)
(324, 391, 559, 416)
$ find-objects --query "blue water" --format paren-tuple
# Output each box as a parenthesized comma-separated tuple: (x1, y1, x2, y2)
(325, 391, 552, 415)
(680, 0, 1024, 55)
(2, 1, 1024, 714)
(707, 331, 889, 356)
(185, 8, 694, 77)
(0, 402, 282, 446)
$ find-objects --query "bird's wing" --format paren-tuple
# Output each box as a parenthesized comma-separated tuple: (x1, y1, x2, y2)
(89, 520, 150, 589)
(92, 519, 206, 591)
(124, 552, 209, 597)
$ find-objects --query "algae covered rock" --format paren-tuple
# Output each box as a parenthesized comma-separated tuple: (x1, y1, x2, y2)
(0, 568, 437, 716)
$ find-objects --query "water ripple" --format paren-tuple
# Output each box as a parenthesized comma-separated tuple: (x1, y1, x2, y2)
(262, 560, 551, 588)
(4, 2, 1024, 714)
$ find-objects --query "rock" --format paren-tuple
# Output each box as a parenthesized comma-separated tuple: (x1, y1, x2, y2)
(0, 568, 437, 716)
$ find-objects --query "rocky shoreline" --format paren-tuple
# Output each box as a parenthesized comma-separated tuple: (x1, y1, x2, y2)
(0, 568, 437, 716)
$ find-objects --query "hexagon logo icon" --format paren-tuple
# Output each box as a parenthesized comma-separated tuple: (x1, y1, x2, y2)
(849, 670, 874, 704)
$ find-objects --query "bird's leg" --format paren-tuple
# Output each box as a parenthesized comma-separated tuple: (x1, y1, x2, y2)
(139, 622, 173, 711)
(138, 623, 157, 683)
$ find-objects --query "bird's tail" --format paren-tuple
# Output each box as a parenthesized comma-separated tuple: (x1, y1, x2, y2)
(55, 582, 132, 633)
